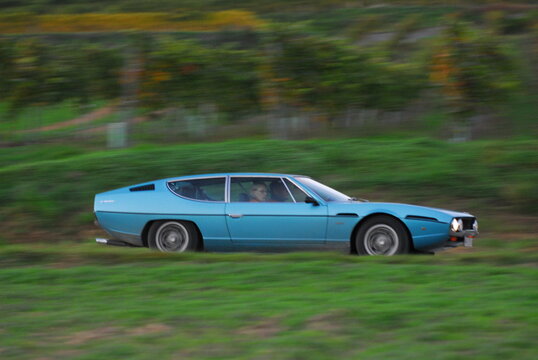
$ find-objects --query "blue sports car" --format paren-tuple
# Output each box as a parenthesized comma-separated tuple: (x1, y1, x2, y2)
(94, 173, 478, 255)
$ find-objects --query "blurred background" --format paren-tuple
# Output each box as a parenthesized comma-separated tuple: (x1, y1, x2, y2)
(1, 1, 537, 144)
(0, 0, 536, 241)
(0, 1, 537, 359)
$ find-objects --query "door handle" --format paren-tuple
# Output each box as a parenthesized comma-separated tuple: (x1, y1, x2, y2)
(228, 214, 243, 218)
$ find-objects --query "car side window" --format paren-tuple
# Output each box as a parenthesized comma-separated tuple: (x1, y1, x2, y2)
(284, 178, 309, 203)
(230, 177, 293, 203)
(168, 177, 225, 201)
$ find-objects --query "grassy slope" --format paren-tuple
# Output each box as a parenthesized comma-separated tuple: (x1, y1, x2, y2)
(1, 245, 537, 360)
(0, 101, 108, 133)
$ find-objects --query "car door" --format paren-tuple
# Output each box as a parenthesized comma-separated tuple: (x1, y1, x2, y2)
(225, 176, 328, 247)
(167, 176, 230, 249)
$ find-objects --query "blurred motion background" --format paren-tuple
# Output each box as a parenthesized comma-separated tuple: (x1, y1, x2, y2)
(1, 0, 537, 242)
(0, 1, 537, 359)
(1, 1, 537, 144)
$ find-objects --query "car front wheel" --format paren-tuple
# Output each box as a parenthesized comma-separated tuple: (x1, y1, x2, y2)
(355, 216, 410, 256)
(148, 221, 199, 253)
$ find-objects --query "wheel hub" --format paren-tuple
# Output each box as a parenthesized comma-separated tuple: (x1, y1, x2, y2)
(374, 235, 391, 250)
(166, 233, 178, 243)
(155, 222, 190, 253)
(363, 224, 400, 256)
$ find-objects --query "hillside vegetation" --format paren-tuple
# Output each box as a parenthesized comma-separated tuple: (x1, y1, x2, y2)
(1, 2, 536, 143)
(1, 0, 537, 14)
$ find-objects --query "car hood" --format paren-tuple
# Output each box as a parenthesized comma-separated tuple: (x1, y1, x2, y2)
(329, 201, 474, 223)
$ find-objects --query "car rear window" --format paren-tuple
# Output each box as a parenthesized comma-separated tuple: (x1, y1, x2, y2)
(168, 177, 225, 202)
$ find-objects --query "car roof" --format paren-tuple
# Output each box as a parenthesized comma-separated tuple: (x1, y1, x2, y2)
(164, 173, 308, 181)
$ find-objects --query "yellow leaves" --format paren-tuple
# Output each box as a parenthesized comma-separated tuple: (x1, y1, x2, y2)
(484, 10, 504, 24)
(23, 13, 173, 33)
(173, 10, 266, 31)
(208, 10, 266, 29)
(0, 13, 35, 33)
(0, 11, 266, 34)
(150, 71, 171, 82)
(260, 87, 278, 109)
(430, 52, 453, 84)
(430, 50, 463, 99)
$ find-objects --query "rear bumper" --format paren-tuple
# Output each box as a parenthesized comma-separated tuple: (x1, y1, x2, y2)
(96, 238, 135, 247)
(94, 211, 144, 246)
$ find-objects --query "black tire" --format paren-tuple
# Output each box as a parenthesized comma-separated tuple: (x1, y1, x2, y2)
(148, 221, 199, 253)
(355, 215, 410, 256)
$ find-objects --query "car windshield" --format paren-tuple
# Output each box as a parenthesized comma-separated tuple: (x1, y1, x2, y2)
(294, 177, 352, 202)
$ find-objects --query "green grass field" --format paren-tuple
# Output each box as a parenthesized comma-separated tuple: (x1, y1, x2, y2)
(1, 243, 537, 360)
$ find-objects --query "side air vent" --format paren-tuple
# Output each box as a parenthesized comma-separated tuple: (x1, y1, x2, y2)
(129, 184, 155, 192)
(405, 215, 439, 222)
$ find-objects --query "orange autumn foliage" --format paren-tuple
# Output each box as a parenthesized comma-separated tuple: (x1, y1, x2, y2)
(0, 11, 266, 34)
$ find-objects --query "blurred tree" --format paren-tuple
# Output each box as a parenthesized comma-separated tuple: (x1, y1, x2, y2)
(430, 20, 519, 140)
(346, 15, 385, 42)
(140, 38, 216, 111)
(362, 61, 426, 111)
(140, 38, 260, 120)
(7, 38, 49, 113)
(116, 33, 147, 147)
(532, 24, 538, 92)
(0, 37, 122, 131)
(206, 47, 261, 118)
(80, 44, 122, 101)
(266, 29, 426, 128)
(0, 39, 16, 106)
(41, 42, 121, 106)
(268, 30, 365, 124)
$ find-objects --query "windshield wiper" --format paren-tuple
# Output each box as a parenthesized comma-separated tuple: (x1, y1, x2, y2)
(349, 197, 368, 202)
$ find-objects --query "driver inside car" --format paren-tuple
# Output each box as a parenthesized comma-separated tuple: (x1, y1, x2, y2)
(249, 182, 268, 202)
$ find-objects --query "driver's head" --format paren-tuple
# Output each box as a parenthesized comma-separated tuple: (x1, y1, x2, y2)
(250, 182, 268, 202)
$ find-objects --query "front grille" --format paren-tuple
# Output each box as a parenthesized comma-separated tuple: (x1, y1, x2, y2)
(461, 217, 475, 230)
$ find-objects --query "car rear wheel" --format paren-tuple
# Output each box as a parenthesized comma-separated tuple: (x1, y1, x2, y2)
(355, 216, 410, 256)
(148, 221, 199, 253)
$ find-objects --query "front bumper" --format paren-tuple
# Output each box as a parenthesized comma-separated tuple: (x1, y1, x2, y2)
(446, 229, 479, 248)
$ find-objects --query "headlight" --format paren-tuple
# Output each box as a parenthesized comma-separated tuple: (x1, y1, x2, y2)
(450, 218, 458, 232)
(473, 220, 478, 231)
(451, 218, 463, 232)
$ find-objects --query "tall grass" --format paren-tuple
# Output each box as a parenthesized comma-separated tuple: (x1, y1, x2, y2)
(1, 243, 536, 359)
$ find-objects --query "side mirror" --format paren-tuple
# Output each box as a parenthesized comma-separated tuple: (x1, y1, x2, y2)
(305, 196, 319, 206)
